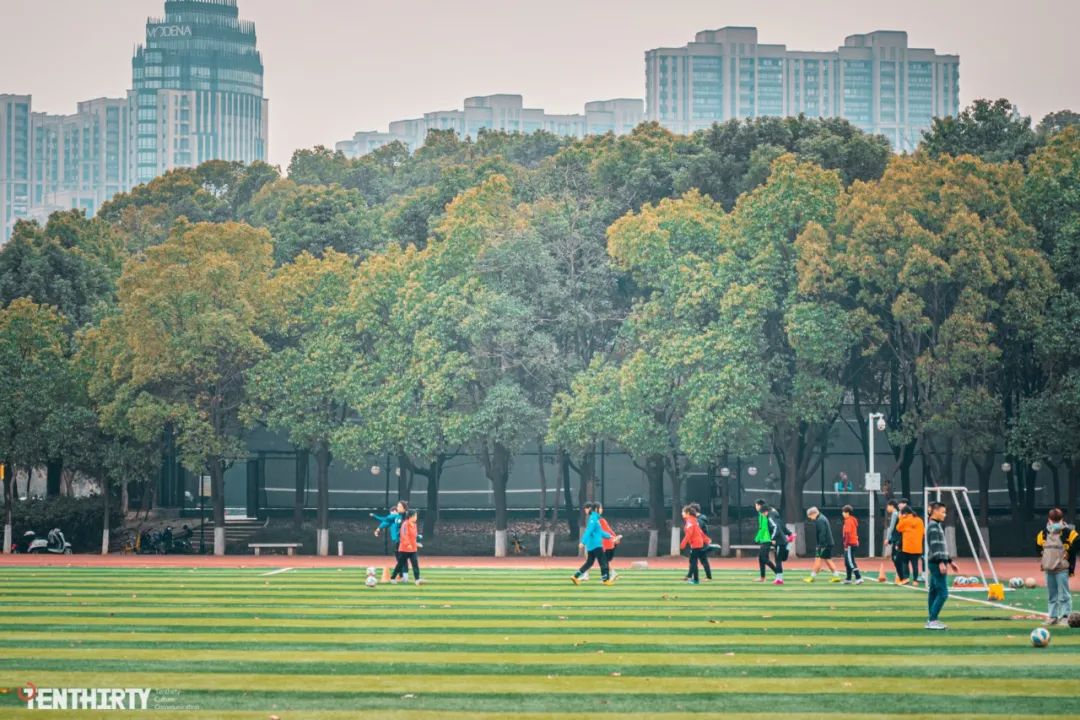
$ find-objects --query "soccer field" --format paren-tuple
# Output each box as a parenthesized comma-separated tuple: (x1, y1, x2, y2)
(0, 565, 1073, 719)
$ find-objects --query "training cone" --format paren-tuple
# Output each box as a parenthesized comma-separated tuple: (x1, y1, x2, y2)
(381, 567, 390, 583)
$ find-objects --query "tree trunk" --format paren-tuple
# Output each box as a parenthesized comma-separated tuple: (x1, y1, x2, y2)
(423, 458, 441, 540)
(487, 442, 512, 557)
(537, 443, 549, 557)
(668, 458, 682, 556)
(121, 480, 129, 515)
(1068, 460, 1079, 522)
(576, 445, 596, 512)
(101, 477, 111, 555)
(719, 463, 731, 556)
(210, 460, 226, 556)
(645, 454, 665, 558)
(293, 448, 308, 531)
(397, 453, 413, 504)
(46, 460, 62, 498)
(2, 469, 11, 555)
(316, 441, 331, 556)
(560, 449, 577, 541)
(1048, 460, 1061, 508)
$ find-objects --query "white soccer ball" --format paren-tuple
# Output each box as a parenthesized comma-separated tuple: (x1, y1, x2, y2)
(1009, 577, 1025, 589)
(1031, 627, 1051, 647)
(365, 575, 378, 588)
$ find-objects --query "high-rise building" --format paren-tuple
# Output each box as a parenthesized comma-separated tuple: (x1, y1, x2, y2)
(645, 27, 959, 150)
(0, 95, 32, 239)
(129, 0, 268, 184)
(336, 94, 644, 158)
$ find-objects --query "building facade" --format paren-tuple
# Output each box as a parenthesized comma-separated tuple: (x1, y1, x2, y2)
(645, 27, 959, 150)
(130, 0, 268, 184)
(1, 0, 268, 242)
(336, 95, 645, 158)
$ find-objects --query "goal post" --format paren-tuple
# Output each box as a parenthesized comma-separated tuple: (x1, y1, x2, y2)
(922, 486, 999, 587)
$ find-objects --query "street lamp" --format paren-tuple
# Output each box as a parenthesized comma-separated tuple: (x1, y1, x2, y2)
(867, 413, 886, 558)
(747, 466, 758, 477)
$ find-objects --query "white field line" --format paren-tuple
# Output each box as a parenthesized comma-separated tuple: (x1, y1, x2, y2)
(260, 567, 294, 576)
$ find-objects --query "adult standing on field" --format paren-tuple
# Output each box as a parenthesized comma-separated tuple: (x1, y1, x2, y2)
(803, 507, 842, 583)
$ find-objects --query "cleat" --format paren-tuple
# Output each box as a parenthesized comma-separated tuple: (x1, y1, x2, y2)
(842, 580, 852, 584)
(773, 578, 784, 585)
(415, 578, 425, 586)
(829, 576, 843, 583)
(803, 577, 815, 583)
(602, 579, 615, 586)
(855, 578, 864, 585)
(570, 575, 581, 585)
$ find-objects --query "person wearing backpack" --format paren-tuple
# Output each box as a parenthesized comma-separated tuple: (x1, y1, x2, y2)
(1036, 508, 1079, 625)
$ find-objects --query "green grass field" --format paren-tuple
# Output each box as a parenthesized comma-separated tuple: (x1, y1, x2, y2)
(0, 565, 1073, 719)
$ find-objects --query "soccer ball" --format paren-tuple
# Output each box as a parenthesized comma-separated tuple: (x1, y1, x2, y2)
(1031, 627, 1051, 647)
(365, 575, 378, 588)
(967, 576, 981, 585)
(1009, 577, 1025, 589)
(1067, 612, 1080, 628)
(952, 576, 966, 587)
(1025, 577, 1037, 589)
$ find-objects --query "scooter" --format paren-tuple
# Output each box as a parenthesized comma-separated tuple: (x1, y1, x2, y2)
(23, 528, 73, 555)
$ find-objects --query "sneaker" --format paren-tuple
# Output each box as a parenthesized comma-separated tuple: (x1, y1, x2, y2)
(842, 580, 853, 585)
(703, 577, 713, 582)
(917, 573, 926, 583)
(415, 578, 425, 586)
(570, 575, 581, 585)
(897, 579, 910, 586)
(803, 577, 815, 583)
(855, 578, 864, 585)
(686, 579, 700, 585)
(580, 572, 590, 582)
(926, 620, 948, 630)
(389, 578, 399, 585)
(773, 578, 784, 585)
(602, 579, 615, 586)
(829, 576, 843, 583)
(609, 571, 619, 581)
(910, 581, 920, 588)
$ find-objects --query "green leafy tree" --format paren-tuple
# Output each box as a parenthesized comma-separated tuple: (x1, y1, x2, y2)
(1036, 110, 1080, 141)
(0, 299, 68, 552)
(91, 221, 273, 555)
(920, 98, 1039, 164)
(246, 250, 358, 554)
(835, 154, 1053, 520)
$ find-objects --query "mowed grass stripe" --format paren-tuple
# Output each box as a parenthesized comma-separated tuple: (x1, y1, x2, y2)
(0, 628, 1060, 646)
(3, 638, 1073, 655)
(2, 656, 1073, 680)
(4, 671, 1054, 696)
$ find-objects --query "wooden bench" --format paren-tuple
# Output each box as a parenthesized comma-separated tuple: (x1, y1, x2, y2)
(731, 544, 759, 559)
(249, 542, 302, 556)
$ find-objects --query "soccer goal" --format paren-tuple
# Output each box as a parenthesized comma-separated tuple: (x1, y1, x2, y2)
(922, 486, 1000, 589)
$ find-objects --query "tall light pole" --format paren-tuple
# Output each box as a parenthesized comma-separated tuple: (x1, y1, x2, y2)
(866, 413, 886, 559)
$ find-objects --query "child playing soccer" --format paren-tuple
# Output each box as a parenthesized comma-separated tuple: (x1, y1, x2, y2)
(841, 504, 863, 584)
(680, 505, 711, 585)
(1036, 508, 1079, 625)
(803, 507, 842, 583)
(598, 504, 620, 580)
(572, 503, 620, 585)
(690, 502, 714, 581)
(390, 509, 423, 585)
(895, 505, 925, 586)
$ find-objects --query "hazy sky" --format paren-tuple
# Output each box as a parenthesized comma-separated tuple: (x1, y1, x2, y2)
(2, 0, 1077, 169)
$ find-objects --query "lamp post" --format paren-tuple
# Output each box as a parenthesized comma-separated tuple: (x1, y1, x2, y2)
(867, 413, 886, 559)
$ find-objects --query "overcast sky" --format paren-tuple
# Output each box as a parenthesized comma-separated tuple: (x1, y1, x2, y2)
(2, 0, 1076, 169)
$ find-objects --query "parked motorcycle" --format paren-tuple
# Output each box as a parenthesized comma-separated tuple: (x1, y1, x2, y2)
(21, 528, 73, 555)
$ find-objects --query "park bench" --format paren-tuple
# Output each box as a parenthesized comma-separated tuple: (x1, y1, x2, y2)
(248, 542, 302, 556)
(731, 544, 759, 558)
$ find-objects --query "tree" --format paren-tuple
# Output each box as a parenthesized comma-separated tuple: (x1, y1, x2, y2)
(0, 211, 123, 330)
(1036, 110, 1080, 142)
(0, 299, 68, 552)
(920, 98, 1039, 165)
(835, 154, 1053, 518)
(245, 182, 382, 263)
(246, 250, 358, 555)
(1012, 128, 1080, 516)
(287, 146, 350, 186)
(91, 221, 273, 555)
